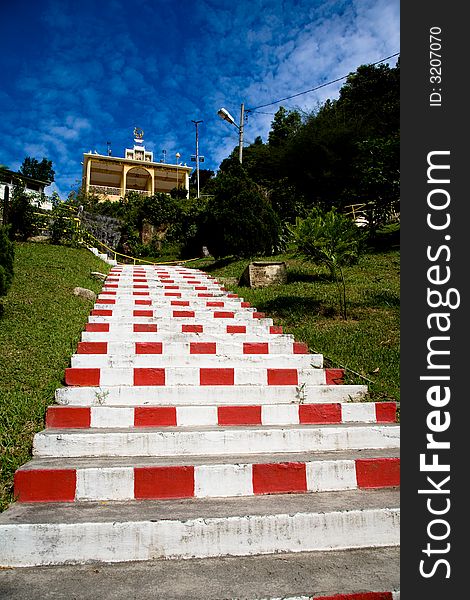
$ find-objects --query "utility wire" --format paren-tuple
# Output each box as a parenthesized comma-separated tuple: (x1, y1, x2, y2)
(247, 52, 399, 112)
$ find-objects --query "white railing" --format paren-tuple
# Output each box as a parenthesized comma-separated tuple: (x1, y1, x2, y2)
(89, 185, 152, 198)
(89, 185, 121, 196)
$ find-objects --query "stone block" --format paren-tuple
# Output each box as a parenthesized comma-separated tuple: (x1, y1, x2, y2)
(239, 262, 287, 288)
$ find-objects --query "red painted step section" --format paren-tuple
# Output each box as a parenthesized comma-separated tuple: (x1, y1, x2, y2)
(85, 323, 109, 332)
(134, 407, 177, 427)
(135, 342, 163, 354)
(243, 342, 269, 354)
(200, 368, 234, 385)
(46, 406, 91, 429)
(355, 458, 400, 489)
(227, 325, 246, 334)
(77, 342, 108, 354)
(315, 593, 393, 600)
(14, 469, 76, 502)
(267, 369, 298, 385)
(252, 462, 307, 495)
(190, 342, 217, 354)
(375, 402, 397, 423)
(65, 368, 100, 386)
(299, 403, 342, 424)
(182, 324, 203, 333)
(218, 405, 262, 425)
(133, 324, 158, 332)
(134, 466, 194, 499)
(134, 368, 166, 386)
(326, 369, 345, 385)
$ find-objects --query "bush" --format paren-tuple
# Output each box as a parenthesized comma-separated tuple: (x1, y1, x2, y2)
(0, 225, 14, 311)
(8, 183, 36, 241)
(202, 165, 281, 259)
(290, 207, 364, 319)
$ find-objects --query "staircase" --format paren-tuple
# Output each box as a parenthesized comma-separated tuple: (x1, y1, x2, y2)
(0, 264, 400, 598)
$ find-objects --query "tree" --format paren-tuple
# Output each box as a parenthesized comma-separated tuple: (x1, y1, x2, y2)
(290, 207, 364, 319)
(268, 107, 302, 147)
(189, 169, 215, 195)
(19, 157, 55, 183)
(202, 164, 281, 258)
(8, 181, 36, 241)
(351, 134, 400, 232)
(0, 225, 14, 314)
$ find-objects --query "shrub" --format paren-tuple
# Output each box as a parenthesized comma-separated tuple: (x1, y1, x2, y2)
(8, 182, 37, 241)
(0, 225, 14, 312)
(290, 207, 364, 319)
(202, 165, 281, 259)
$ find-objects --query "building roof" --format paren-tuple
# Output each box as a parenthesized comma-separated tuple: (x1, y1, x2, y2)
(0, 167, 51, 186)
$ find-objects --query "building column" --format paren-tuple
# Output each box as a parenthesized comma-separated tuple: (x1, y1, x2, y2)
(85, 158, 92, 194)
(121, 165, 129, 199)
(149, 170, 155, 195)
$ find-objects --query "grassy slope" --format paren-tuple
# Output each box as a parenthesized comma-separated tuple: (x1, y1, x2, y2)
(0, 243, 109, 511)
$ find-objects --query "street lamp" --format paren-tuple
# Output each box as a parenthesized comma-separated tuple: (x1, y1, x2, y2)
(191, 120, 203, 199)
(175, 152, 180, 190)
(217, 103, 245, 164)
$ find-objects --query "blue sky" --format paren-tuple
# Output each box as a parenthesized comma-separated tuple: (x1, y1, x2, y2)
(0, 0, 399, 198)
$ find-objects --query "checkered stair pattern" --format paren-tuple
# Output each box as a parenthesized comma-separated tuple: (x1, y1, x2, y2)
(0, 263, 400, 598)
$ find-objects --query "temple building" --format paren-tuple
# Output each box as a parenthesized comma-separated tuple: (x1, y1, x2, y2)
(81, 129, 191, 201)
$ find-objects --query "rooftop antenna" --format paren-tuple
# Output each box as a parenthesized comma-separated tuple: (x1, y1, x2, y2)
(161, 149, 167, 163)
(107, 141, 112, 156)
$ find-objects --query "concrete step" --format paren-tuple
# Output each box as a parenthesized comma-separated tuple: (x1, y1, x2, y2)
(63, 365, 329, 386)
(102, 286, 232, 298)
(32, 423, 400, 458)
(89, 314, 274, 327)
(83, 321, 283, 336)
(45, 401, 396, 428)
(101, 282, 226, 290)
(76, 338, 307, 355)
(97, 294, 250, 307)
(0, 489, 400, 567)
(94, 303, 258, 315)
(14, 450, 399, 502)
(0, 547, 401, 599)
(88, 310, 271, 322)
(55, 383, 368, 405)
(80, 329, 289, 342)
(70, 352, 320, 369)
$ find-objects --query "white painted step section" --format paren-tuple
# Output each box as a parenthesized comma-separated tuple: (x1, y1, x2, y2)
(56, 384, 368, 406)
(0, 490, 400, 566)
(33, 424, 399, 458)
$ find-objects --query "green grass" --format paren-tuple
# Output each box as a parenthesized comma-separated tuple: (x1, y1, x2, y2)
(190, 245, 400, 404)
(0, 243, 110, 511)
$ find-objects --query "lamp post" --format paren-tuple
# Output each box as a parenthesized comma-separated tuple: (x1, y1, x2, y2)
(191, 120, 203, 198)
(175, 152, 180, 190)
(217, 103, 245, 164)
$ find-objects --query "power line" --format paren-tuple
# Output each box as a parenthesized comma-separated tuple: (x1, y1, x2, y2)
(247, 52, 399, 112)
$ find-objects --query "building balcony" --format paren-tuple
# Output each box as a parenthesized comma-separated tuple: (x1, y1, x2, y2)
(89, 185, 152, 198)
